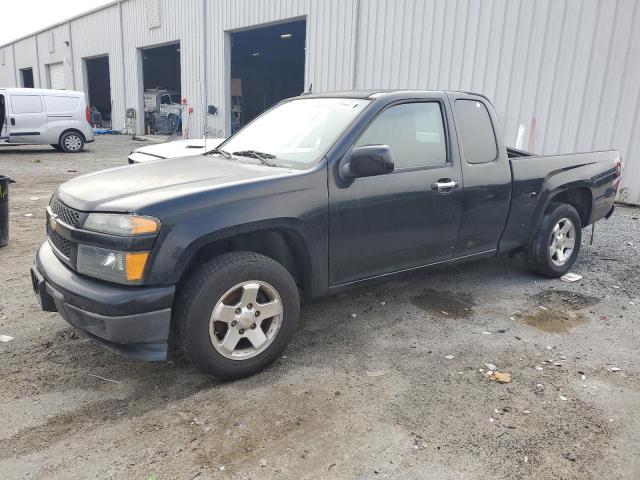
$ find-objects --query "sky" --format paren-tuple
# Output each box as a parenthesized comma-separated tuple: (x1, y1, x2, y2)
(0, 0, 113, 45)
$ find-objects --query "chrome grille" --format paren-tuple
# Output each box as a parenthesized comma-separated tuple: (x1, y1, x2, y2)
(49, 197, 81, 227)
(48, 227, 73, 258)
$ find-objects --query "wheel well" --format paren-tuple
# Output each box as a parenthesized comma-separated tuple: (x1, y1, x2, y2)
(176, 229, 310, 296)
(547, 187, 592, 227)
(59, 129, 86, 144)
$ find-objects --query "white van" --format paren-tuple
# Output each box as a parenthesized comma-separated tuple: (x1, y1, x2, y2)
(0, 88, 94, 152)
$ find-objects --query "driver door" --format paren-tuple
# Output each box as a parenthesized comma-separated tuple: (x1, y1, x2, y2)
(328, 97, 464, 286)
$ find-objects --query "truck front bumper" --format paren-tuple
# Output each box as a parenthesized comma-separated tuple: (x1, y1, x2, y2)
(31, 242, 175, 361)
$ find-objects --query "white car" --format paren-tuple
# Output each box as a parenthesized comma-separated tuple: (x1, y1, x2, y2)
(0, 88, 95, 152)
(128, 138, 225, 164)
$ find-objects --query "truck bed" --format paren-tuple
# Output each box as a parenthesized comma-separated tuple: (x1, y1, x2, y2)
(499, 150, 620, 252)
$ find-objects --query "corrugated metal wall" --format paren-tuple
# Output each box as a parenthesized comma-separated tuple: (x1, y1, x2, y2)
(71, 4, 126, 129)
(0, 0, 638, 203)
(354, 0, 640, 204)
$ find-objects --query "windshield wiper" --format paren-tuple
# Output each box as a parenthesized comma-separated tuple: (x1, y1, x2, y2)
(232, 150, 278, 167)
(209, 148, 233, 160)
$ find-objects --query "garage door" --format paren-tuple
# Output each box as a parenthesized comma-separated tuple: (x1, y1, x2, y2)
(48, 63, 65, 90)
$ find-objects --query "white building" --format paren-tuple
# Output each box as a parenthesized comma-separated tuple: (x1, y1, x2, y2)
(1, 0, 638, 204)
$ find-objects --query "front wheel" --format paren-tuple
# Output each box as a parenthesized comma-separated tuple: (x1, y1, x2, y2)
(525, 202, 582, 278)
(175, 252, 300, 379)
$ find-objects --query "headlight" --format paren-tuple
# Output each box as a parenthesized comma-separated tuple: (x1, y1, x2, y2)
(77, 244, 150, 284)
(84, 213, 160, 236)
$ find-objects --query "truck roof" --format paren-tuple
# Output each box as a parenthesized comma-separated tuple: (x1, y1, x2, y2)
(296, 89, 489, 101)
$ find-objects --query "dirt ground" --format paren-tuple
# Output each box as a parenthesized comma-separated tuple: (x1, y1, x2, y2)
(1, 137, 639, 480)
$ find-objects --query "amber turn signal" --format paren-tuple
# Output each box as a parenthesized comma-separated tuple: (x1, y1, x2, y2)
(125, 252, 150, 281)
(131, 216, 160, 235)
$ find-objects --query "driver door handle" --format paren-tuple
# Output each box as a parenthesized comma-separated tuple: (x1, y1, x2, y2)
(431, 178, 460, 193)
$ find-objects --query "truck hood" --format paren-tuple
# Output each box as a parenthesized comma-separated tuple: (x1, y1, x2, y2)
(130, 138, 225, 162)
(57, 154, 295, 213)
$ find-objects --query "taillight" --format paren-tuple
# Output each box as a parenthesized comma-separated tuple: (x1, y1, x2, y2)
(86, 106, 92, 125)
(614, 157, 623, 192)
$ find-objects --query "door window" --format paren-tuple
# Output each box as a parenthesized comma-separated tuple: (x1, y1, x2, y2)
(10, 95, 43, 114)
(355, 102, 447, 169)
(454, 100, 498, 164)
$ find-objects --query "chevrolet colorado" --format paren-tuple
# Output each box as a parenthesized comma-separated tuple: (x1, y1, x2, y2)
(31, 90, 621, 378)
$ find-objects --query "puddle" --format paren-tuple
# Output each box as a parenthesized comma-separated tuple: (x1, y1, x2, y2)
(410, 289, 474, 319)
(521, 289, 600, 333)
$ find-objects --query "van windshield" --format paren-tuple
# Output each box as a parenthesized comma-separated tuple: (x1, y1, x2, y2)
(217, 98, 370, 168)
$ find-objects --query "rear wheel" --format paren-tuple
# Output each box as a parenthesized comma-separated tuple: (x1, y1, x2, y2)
(175, 251, 300, 379)
(59, 131, 85, 153)
(525, 203, 582, 278)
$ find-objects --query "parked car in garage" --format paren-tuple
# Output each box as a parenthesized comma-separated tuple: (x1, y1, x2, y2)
(128, 137, 225, 164)
(0, 88, 94, 152)
(32, 90, 621, 379)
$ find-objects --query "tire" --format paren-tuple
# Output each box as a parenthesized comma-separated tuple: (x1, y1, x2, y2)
(59, 131, 85, 153)
(525, 202, 582, 278)
(51, 144, 63, 151)
(175, 251, 300, 379)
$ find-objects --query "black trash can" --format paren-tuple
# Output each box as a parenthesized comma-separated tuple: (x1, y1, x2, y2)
(0, 175, 16, 248)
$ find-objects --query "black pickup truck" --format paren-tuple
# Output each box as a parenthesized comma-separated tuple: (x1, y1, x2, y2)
(31, 90, 621, 378)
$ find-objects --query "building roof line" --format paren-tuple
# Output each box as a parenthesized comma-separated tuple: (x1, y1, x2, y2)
(0, 0, 126, 49)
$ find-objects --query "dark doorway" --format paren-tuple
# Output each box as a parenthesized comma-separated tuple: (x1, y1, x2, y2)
(20, 68, 34, 88)
(142, 42, 182, 135)
(85, 56, 111, 128)
(230, 19, 306, 132)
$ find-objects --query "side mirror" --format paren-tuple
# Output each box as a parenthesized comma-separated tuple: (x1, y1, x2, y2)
(341, 145, 394, 180)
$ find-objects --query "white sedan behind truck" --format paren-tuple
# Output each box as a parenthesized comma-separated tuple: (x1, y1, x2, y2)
(128, 138, 226, 164)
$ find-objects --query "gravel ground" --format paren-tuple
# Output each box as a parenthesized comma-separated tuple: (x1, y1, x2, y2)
(1, 137, 639, 480)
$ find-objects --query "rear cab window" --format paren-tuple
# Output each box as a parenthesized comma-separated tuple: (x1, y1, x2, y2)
(10, 95, 43, 114)
(355, 102, 447, 169)
(454, 99, 498, 164)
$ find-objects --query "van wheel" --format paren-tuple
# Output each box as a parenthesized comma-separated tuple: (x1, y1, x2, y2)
(525, 203, 582, 278)
(59, 132, 85, 153)
(51, 144, 63, 151)
(174, 252, 300, 379)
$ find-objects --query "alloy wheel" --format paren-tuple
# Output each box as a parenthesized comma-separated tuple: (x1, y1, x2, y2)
(209, 281, 283, 360)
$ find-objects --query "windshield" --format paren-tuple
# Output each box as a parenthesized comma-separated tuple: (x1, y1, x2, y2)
(219, 98, 370, 168)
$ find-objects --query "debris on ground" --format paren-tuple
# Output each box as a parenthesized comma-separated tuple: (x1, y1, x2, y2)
(444, 355, 454, 360)
(560, 272, 583, 283)
(563, 452, 576, 461)
(23, 213, 33, 218)
(0, 334, 15, 343)
(489, 372, 511, 384)
(559, 395, 568, 401)
(608, 367, 622, 372)
(29, 196, 40, 201)
(534, 383, 545, 395)
(539, 305, 548, 310)
(484, 363, 497, 371)
(366, 370, 387, 377)
(87, 373, 122, 384)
